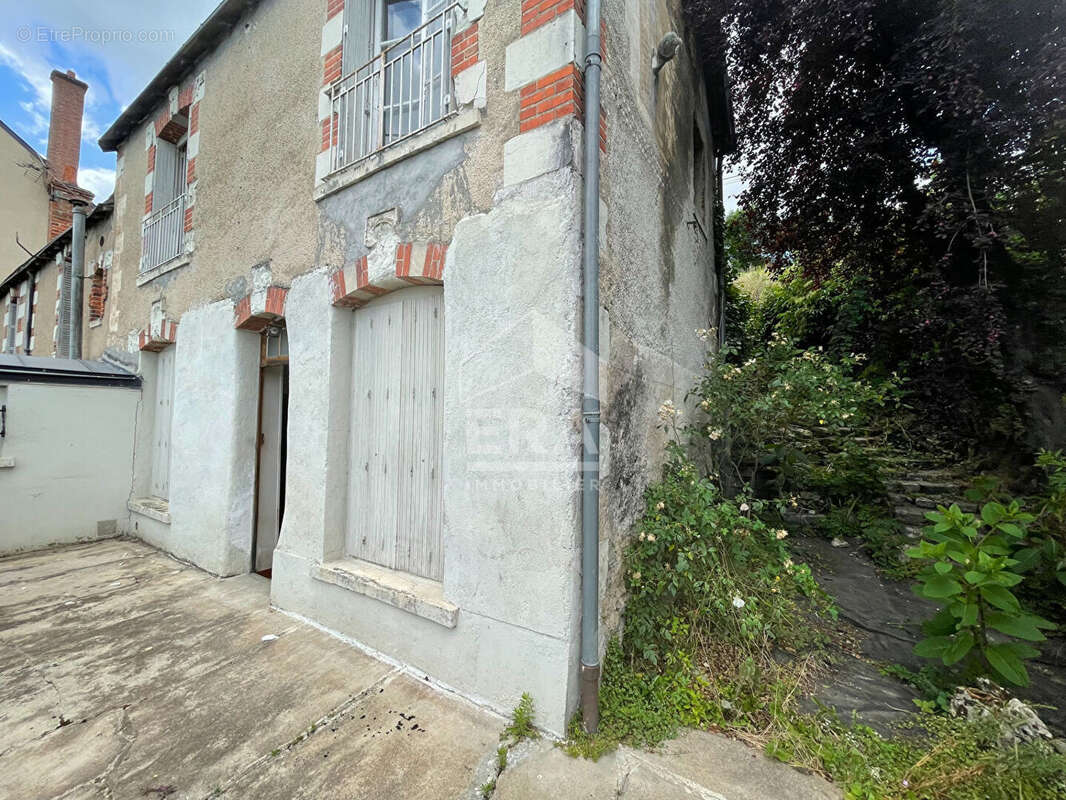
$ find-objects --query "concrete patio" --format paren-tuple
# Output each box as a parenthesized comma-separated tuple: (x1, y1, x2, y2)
(0, 539, 500, 799)
(0, 538, 840, 799)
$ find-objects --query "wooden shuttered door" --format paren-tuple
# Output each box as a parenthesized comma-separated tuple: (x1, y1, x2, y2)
(151, 346, 175, 499)
(347, 286, 444, 581)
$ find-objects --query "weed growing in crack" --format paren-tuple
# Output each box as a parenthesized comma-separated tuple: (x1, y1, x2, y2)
(502, 693, 538, 744)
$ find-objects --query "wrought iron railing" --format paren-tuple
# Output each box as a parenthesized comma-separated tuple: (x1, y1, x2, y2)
(326, 4, 459, 175)
(141, 194, 186, 273)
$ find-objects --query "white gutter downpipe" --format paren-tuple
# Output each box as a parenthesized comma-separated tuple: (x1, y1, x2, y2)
(69, 203, 87, 359)
(580, 0, 604, 734)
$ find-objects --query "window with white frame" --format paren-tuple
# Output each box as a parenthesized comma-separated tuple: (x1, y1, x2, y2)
(330, 0, 453, 170)
(346, 286, 444, 581)
(150, 346, 175, 499)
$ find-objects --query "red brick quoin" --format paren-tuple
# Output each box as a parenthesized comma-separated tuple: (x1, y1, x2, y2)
(451, 23, 479, 76)
(522, 0, 585, 34)
(234, 286, 288, 332)
(514, 2, 608, 149)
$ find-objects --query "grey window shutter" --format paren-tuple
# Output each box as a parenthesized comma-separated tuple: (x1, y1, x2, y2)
(343, 0, 375, 73)
(57, 259, 72, 357)
(153, 140, 179, 208)
(4, 297, 16, 352)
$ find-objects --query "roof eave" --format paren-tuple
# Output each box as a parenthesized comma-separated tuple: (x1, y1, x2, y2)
(98, 0, 260, 151)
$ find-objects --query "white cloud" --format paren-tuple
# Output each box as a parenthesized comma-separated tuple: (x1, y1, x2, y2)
(1, 37, 108, 152)
(1, 41, 53, 145)
(1, 0, 220, 108)
(78, 166, 115, 201)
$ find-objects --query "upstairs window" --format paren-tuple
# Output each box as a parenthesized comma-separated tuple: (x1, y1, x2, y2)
(142, 133, 188, 273)
(330, 0, 453, 171)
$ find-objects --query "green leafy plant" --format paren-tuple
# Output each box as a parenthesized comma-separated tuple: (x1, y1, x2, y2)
(965, 451, 1066, 622)
(501, 693, 539, 744)
(880, 663, 958, 713)
(1021, 450, 1066, 597)
(907, 502, 1056, 686)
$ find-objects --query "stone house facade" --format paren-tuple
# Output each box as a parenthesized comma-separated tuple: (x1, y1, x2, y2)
(73, 0, 730, 734)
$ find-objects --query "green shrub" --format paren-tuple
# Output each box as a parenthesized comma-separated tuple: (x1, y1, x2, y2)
(689, 336, 897, 499)
(623, 452, 829, 668)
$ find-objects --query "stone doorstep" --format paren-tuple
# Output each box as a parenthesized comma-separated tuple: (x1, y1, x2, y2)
(127, 496, 171, 524)
(312, 558, 459, 629)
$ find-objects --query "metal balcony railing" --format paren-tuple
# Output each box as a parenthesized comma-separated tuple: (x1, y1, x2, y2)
(141, 194, 186, 273)
(326, 3, 459, 176)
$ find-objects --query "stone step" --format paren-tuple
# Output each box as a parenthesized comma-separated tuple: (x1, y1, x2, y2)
(888, 494, 976, 513)
(913, 496, 977, 513)
(894, 505, 931, 526)
(903, 524, 925, 540)
(887, 479, 965, 496)
(780, 510, 825, 530)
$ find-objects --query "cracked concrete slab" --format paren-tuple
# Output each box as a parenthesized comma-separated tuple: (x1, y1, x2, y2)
(0, 539, 500, 799)
(492, 731, 841, 800)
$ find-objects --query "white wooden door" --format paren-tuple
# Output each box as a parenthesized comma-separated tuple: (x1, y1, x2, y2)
(347, 286, 444, 580)
(255, 365, 286, 572)
(150, 346, 175, 499)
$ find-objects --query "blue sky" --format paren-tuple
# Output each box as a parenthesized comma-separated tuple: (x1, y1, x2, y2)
(0, 0, 219, 201)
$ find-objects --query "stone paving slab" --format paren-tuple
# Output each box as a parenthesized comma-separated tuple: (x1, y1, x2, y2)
(0, 539, 500, 799)
(493, 731, 841, 800)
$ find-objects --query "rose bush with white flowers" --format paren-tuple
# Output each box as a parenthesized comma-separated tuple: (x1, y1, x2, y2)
(623, 451, 829, 667)
(690, 335, 898, 502)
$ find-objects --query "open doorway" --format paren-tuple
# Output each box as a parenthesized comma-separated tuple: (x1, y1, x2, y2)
(253, 324, 288, 577)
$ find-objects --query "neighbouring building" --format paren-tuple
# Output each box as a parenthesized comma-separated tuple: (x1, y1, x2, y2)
(4, 0, 733, 734)
(1, 69, 95, 355)
(0, 199, 114, 358)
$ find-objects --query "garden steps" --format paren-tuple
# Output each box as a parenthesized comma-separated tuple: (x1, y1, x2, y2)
(881, 461, 974, 540)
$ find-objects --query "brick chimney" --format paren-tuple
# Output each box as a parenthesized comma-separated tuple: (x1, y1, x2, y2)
(46, 69, 92, 239)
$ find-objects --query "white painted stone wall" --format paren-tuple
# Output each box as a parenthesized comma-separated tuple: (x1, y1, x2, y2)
(271, 166, 586, 736)
(128, 300, 260, 576)
(0, 382, 138, 553)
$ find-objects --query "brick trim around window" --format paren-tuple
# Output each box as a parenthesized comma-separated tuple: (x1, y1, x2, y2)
(144, 72, 204, 244)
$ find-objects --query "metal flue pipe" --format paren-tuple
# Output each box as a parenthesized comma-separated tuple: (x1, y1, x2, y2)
(69, 203, 87, 359)
(579, 0, 604, 734)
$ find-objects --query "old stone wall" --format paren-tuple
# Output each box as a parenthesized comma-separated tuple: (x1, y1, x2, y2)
(597, 0, 719, 642)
